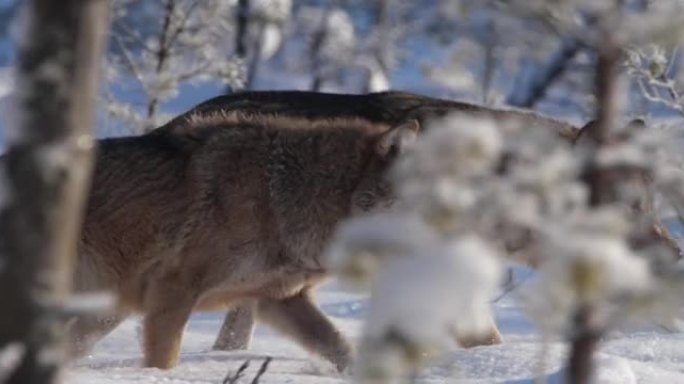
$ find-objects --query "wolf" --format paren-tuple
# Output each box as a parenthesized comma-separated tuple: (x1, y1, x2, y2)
(152, 91, 680, 355)
(144, 90, 583, 355)
(71, 90, 679, 371)
(70, 112, 424, 371)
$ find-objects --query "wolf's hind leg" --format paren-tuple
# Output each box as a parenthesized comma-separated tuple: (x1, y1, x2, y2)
(67, 313, 128, 360)
(213, 300, 256, 351)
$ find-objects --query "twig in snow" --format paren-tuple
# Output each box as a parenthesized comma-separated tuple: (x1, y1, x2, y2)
(223, 360, 250, 384)
(250, 357, 272, 384)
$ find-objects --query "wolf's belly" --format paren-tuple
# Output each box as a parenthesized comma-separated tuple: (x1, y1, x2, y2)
(194, 267, 328, 311)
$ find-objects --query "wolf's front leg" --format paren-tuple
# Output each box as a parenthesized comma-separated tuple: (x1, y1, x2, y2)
(142, 278, 196, 369)
(257, 290, 352, 372)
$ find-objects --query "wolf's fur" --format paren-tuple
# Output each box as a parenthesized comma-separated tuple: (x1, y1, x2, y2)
(71, 113, 420, 370)
(155, 91, 680, 357)
(70, 90, 679, 370)
(153, 90, 580, 142)
(149, 91, 581, 354)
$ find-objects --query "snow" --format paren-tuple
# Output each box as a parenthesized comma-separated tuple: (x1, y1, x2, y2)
(366, 62, 389, 92)
(398, 115, 504, 179)
(523, 224, 654, 334)
(325, 212, 439, 290)
(259, 24, 283, 60)
(64, 274, 684, 383)
(360, 236, 502, 348)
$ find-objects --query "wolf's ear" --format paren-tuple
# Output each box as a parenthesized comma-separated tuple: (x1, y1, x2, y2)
(625, 118, 646, 132)
(376, 119, 420, 157)
(573, 119, 597, 145)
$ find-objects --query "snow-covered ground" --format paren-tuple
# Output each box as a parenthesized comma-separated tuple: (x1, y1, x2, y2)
(66, 272, 684, 384)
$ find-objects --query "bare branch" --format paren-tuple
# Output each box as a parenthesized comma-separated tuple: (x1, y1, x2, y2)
(111, 19, 157, 55)
(166, 0, 202, 48)
(147, 0, 178, 123)
(507, 38, 583, 108)
(567, 30, 621, 384)
(251, 357, 272, 384)
(112, 34, 151, 97)
(222, 360, 250, 384)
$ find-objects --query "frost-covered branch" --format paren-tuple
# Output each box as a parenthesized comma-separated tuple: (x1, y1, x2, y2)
(628, 46, 684, 117)
(308, 2, 334, 91)
(565, 31, 621, 384)
(145, 0, 177, 124)
(321, 7, 684, 383)
(107, 0, 246, 132)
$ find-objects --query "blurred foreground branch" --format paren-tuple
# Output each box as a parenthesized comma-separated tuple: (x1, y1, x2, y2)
(0, 0, 109, 382)
(566, 34, 621, 384)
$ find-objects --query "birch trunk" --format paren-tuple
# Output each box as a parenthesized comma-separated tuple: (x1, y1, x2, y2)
(0, 0, 109, 382)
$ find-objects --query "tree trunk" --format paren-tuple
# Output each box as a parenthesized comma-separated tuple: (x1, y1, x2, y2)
(0, 0, 109, 382)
